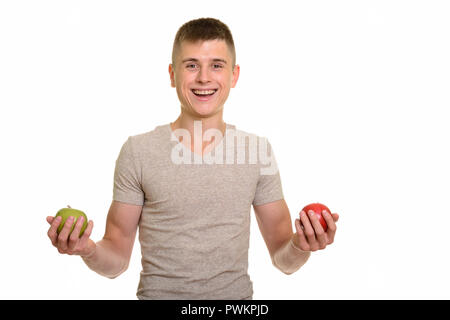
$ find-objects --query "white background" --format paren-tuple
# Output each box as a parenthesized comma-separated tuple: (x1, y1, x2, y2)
(1, 0, 449, 299)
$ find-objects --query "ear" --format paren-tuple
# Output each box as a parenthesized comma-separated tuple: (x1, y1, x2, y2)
(231, 64, 240, 88)
(169, 64, 176, 88)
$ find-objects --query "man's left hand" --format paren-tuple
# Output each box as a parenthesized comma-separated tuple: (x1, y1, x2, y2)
(293, 210, 339, 252)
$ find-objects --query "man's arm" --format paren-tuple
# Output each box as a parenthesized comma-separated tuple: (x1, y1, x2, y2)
(47, 200, 142, 279)
(81, 200, 142, 278)
(253, 199, 339, 275)
(253, 199, 310, 275)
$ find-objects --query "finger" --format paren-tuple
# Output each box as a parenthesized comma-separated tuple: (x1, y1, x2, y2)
(79, 220, 94, 243)
(307, 210, 328, 249)
(57, 216, 75, 251)
(78, 220, 94, 254)
(68, 216, 84, 252)
(294, 219, 310, 251)
(332, 213, 339, 222)
(298, 211, 306, 230)
(300, 210, 319, 251)
(46, 216, 54, 225)
(323, 211, 337, 231)
(47, 216, 62, 246)
(323, 211, 338, 243)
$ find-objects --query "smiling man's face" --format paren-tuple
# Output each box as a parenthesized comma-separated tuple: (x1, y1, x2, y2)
(169, 39, 240, 119)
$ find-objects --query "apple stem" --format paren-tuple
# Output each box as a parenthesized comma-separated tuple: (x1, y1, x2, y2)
(67, 205, 71, 208)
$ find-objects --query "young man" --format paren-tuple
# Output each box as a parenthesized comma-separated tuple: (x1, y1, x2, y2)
(46, 18, 339, 300)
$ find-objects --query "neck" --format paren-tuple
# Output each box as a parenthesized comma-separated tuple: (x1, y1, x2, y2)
(171, 110, 226, 137)
(170, 110, 227, 154)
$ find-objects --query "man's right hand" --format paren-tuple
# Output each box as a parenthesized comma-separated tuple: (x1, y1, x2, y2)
(46, 215, 96, 257)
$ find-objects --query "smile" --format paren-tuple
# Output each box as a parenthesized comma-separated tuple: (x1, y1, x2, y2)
(191, 89, 218, 96)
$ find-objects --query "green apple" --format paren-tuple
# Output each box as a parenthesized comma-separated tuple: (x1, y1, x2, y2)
(55, 206, 88, 237)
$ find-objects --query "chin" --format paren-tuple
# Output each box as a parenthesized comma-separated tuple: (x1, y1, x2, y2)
(192, 110, 218, 118)
(191, 104, 222, 117)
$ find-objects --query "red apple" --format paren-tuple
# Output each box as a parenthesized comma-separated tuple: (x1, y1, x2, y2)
(301, 203, 331, 231)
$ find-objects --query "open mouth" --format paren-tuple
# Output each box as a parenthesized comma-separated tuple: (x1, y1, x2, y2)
(191, 89, 218, 98)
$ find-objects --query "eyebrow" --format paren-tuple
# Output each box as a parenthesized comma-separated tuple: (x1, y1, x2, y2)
(182, 58, 227, 64)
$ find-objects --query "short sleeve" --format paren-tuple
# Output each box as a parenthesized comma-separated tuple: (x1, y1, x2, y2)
(113, 137, 145, 206)
(252, 139, 284, 206)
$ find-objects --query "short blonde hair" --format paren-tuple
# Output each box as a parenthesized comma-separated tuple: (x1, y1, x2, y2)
(172, 17, 236, 67)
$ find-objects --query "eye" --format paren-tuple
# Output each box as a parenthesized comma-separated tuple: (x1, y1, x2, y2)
(186, 64, 198, 70)
(213, 64, 224, 69)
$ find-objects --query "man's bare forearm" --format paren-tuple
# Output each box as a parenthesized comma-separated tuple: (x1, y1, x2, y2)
(81, 239, 128, 279)
(272, 234, 311, 275)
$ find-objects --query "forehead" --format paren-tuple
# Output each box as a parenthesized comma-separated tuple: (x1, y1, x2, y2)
(178, 39, 231, 61)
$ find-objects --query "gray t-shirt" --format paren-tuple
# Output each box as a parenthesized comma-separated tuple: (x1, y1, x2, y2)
(113, 123, 283, 299)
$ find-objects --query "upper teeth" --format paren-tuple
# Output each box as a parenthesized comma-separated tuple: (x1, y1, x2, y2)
(193, 89, 216, 95)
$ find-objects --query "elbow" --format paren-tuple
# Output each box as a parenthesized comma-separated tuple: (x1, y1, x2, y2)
(272, 259, 307, 275)
(271, 249, 311, 275)
(106, 273, 121, 280)
(277, 264, 296, 275)
(272, 259, 297, 275)
(275, 264, 293, 275)
(106, 262, 129, 279)
(278, 263, 307, 275)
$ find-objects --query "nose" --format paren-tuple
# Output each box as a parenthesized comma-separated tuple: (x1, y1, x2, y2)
(196, 67, 211, 84)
